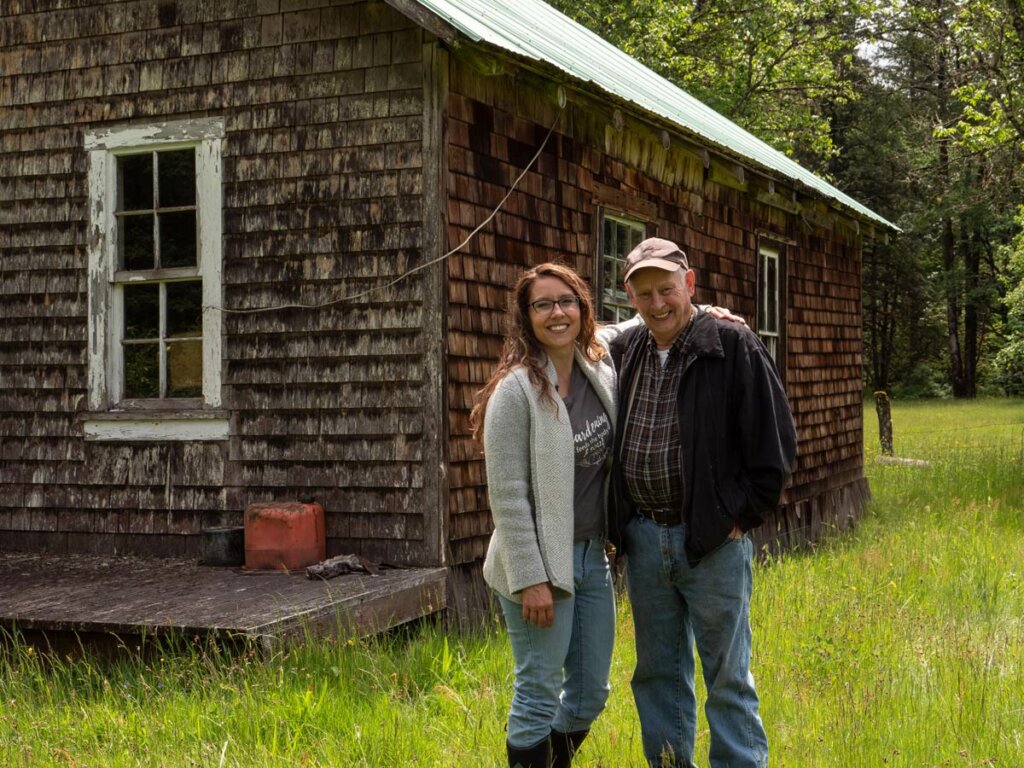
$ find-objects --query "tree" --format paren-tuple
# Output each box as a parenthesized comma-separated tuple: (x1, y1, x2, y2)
(845, 0, 1022, 396)
(550, 0, 1024, 396)
(994, 206, 1024, 394)
(826, 53, 943, 393)
(548, 0, 876, 171)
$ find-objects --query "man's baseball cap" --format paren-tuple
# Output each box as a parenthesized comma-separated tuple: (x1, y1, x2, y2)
(623, 237, 689, 283)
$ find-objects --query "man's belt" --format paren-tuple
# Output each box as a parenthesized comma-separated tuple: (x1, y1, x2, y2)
(634, 508, 681, 526)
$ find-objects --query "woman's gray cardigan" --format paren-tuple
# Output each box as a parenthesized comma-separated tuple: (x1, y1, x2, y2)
(481, 345, 617, 602)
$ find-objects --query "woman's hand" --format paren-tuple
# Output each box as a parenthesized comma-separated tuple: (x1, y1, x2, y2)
(520, 582, 554, 628)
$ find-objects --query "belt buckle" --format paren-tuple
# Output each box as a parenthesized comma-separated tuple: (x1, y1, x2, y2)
(639, 509, 675, 526)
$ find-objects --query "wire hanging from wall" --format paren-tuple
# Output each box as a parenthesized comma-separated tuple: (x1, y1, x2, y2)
(209, 102, 565, 315)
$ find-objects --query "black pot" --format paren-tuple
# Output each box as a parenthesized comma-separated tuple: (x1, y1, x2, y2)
(201, 526, 245, 567)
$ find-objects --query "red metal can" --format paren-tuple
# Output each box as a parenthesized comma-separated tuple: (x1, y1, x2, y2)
(243, 498, 326, 571)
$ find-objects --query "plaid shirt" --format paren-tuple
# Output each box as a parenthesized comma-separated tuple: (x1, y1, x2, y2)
(619, 322, 694, 515)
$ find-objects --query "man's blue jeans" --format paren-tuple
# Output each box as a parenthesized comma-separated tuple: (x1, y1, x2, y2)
(624, 516, 768, 768)
(497, 538, 616, 748)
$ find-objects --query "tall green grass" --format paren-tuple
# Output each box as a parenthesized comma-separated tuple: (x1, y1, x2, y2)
(1, 399, 1021, 767)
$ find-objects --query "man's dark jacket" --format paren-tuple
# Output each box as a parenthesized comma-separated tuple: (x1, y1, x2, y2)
(608, 311, 798, 564)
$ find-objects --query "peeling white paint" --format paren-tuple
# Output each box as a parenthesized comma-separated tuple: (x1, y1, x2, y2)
(83, 117, 226, 436)
(85, 148, 111, 411)
(83, 418, 230, 442)
(197, 135, 224, 408)
(84, 118, 225, 151)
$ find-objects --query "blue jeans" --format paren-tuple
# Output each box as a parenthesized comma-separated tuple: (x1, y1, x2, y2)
(497, 538, 616, 748)
(624, 516, 768, 768)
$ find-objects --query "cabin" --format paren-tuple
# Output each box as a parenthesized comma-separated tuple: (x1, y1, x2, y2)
(0, 0, 896, 625)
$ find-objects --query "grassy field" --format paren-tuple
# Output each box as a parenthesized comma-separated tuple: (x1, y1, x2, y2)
(2, 399, 1022, 767)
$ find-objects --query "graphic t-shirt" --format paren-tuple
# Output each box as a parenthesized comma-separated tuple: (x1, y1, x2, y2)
(563, 366, 613, 541)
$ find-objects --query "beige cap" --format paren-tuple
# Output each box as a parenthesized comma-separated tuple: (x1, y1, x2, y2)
(623, 237, 689, 283)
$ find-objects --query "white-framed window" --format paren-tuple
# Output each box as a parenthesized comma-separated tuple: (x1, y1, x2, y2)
(758, 244, 781, 364)
(83, 118, 227, 441)
(599, 214, 646, 322)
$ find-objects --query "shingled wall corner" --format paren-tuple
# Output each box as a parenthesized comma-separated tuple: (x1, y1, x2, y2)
(0, 1, 446, 567)
(440, 47, 873, 615)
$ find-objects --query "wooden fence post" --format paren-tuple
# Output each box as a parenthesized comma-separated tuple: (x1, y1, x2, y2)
(874, 391, 894, 456)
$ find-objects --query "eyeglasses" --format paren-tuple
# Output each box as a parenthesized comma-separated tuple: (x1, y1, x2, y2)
(529, 295, 581, 315)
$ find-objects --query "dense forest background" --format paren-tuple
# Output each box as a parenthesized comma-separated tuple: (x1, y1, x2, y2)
(549, 0, 1024, 397)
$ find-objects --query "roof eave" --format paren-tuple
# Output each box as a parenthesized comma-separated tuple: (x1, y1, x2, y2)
(385, 0, 900, 235)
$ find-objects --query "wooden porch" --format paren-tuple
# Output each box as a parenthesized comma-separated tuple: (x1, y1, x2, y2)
(0, 552, 447, 654)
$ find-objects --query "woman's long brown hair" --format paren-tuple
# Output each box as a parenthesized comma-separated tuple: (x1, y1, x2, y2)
(469, 262, 604, 444)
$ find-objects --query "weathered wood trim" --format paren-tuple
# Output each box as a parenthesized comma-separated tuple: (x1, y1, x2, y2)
(835, 214, 860, 237)
(84, 118, 226, 150)
(197, 132, 224, 408)
(383, 0, 462, 46)
(755, 228, 798, 247)
(84, 118, 225, 411)
(801, 201, 835, 231)
(451, 43, 508, 77)
(81, 408, 226, 419)
(591, 181, 657, 221)
(86, 147, 115, 411)
(754, 189, 801, 215)
(420, 39, 450, 567)
(113, 266, 200, 283)
(82, 417, 230, 442)
(708, 158, 748, 191)
(592, 204, 606, 301)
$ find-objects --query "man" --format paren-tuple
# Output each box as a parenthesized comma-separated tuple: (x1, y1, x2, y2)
(608, 237, 797, 768)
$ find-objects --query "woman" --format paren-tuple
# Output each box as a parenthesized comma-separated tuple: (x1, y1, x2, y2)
(471, 263, 618, 768)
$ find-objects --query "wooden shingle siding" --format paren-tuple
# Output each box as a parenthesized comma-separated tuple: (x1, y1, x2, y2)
(444, 50, 870, 566)
(1, 1, 444, 564)
(3, 0, 876, 590)
(445, 59, 598, 565)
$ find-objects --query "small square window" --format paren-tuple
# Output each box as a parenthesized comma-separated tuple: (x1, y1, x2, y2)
(158, 150, 197, 207)
(120, 214, 155, 270)
(159, 210, 198, 267)
(118, 154, 153, 211)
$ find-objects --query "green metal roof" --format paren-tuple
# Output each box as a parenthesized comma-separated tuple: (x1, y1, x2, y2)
(406, 0, 898, 231)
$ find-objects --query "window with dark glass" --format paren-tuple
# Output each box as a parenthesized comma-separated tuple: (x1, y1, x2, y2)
(599, 215, 646, 322)
(758, 245, 781, 364)
(115, 149, 202, 399)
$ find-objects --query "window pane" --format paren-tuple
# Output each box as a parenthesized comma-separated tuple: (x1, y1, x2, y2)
(766, 257, 778, 334)
(166, 281, 203, 337)
(123, 342, 160, 398)
(118, 154, 153, 211)
(600, 216, 645, 323)
(628, 225, 642, 253)
(124, 283, 159, 339)
(167, 339, 203, 397)
(121, 214, 154, 270)
(159, 211, 197, 268)
(158, 150, 196, 207)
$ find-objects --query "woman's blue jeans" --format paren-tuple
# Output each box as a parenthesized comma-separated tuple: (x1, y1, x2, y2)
(497, 538, 616, 748)
(624, 516, 768, 768)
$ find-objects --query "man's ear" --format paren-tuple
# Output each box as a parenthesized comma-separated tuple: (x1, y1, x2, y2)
(625, 280, 637, 307)
(685, 269, 696, 295)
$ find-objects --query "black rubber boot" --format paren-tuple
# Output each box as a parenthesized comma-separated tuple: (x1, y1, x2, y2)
(550, 729, 588, 768)
(506, 735, 552, 768)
